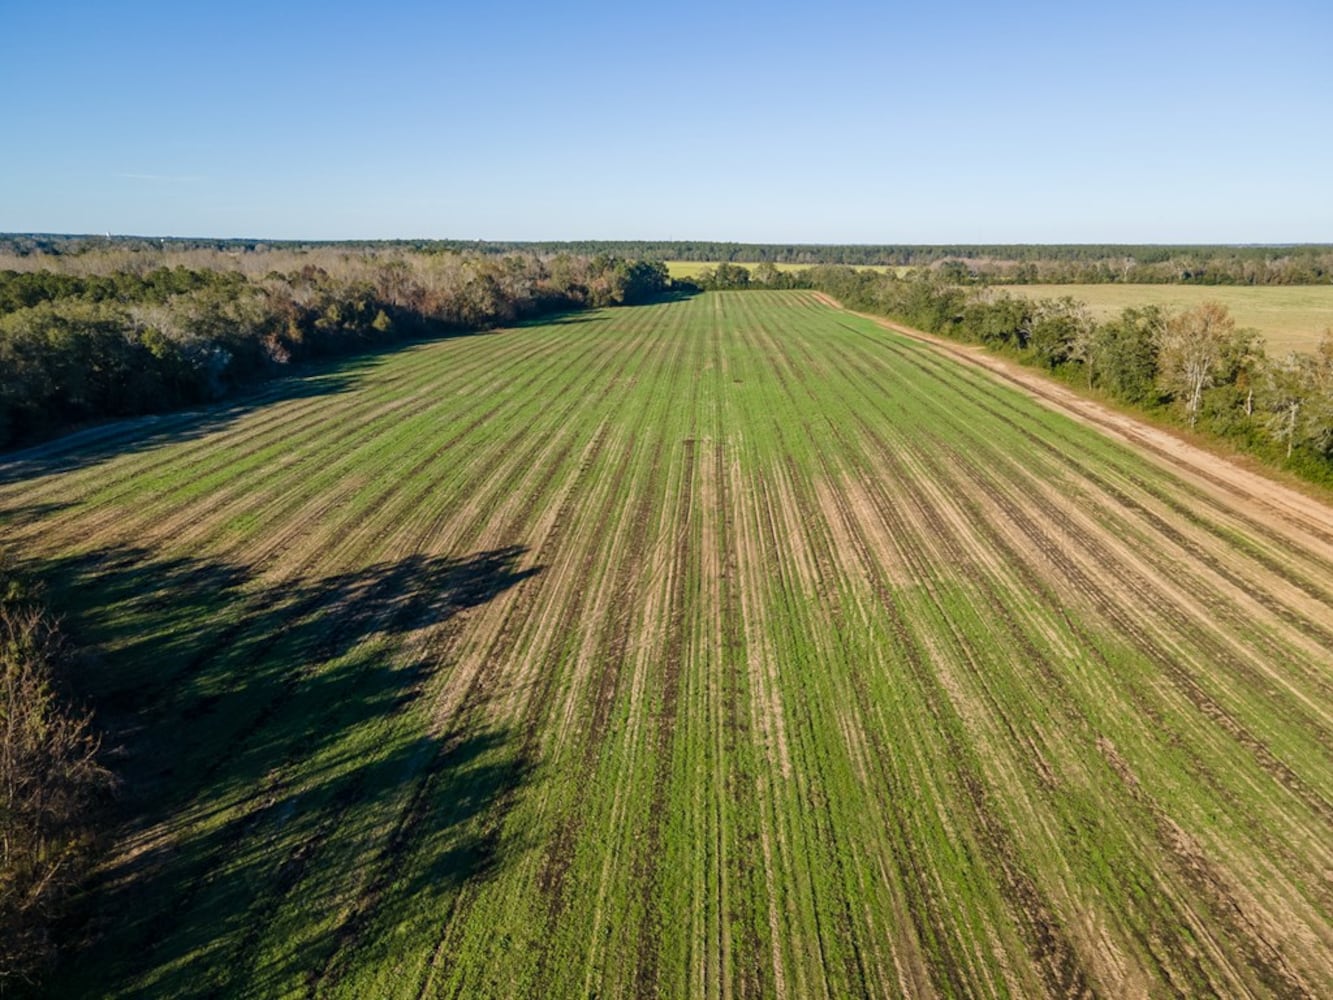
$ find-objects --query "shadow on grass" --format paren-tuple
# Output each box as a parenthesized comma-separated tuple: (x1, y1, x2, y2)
(0, 299, 680, 485)
(650, 287, 703, 303)
(0, 328, 498, 485)
(22, 541, 541, 997)
(0, 499, 73, 529)
(512, 309, 609, 328)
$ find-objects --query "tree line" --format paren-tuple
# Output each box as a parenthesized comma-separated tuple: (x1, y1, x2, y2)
(5, 235, 1331, 286)
(694, 263, 1333, 484)
(656, 243, 1333, 283)
(0, 251, 668, 450)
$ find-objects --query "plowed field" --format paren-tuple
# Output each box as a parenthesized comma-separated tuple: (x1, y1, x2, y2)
(4, 291, 1331, 998)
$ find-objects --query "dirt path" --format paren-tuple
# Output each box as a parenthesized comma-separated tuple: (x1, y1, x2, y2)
(811, 292, 1333, 554)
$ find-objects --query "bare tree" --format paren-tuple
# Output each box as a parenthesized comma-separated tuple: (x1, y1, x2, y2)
(1306, 332, 1333, 456)
(1262, 353, 1314, 458)
(1255, 331, 1333, 460)
(1156, 302, 1234, 428)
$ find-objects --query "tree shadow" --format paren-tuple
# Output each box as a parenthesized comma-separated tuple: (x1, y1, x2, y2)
(22, 541, 542, 997)
(513, 310, 609, 328)
(0, 499, 72, 528)
(0, 328, 499, 484)
(649, 287, 702, 303)
(0, 361, 362, 485)
(0, 299, 673, 484)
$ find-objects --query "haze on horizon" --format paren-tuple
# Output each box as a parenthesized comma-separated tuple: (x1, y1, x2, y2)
(3, 0, 1329, 244)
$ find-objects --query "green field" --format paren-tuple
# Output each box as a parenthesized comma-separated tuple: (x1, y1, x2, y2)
(995, 283, 1333, 355)
(3, 292, 1332, 997)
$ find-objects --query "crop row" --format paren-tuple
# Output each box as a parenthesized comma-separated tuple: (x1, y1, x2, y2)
(1, 291, 1328, 997)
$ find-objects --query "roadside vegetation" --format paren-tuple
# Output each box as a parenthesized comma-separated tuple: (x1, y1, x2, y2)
(2, 292, 1330, 996)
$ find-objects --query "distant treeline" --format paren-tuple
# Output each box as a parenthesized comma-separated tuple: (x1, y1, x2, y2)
(694, 263, 1333, 483)
(5, 234, 1332, 286)
(634, 242, 1333, 285)
(0, 250, 668, 450)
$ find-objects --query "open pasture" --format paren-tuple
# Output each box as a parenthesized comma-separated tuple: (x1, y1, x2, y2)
(3, 291, 1332, 997)
(994, 283, 1333, 355)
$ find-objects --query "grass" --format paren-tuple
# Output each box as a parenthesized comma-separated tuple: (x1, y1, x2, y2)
(2, 291, 1331, 997)
(993, 282, 1333, 354)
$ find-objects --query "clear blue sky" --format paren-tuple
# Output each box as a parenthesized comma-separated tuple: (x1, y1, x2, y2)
(3, 0, 1330, 243)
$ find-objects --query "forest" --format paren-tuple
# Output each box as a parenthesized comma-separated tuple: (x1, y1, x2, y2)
(0, 249, 668, 449)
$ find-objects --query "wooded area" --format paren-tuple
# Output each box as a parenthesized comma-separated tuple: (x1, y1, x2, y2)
(5, 235, 1331, 285)
(0, 249, 668, 449)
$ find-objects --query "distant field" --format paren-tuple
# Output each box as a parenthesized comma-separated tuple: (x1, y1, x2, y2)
(4, 292, 1332, 997)
(996, 283, 1333, 354)
(665, 260, 897, 279)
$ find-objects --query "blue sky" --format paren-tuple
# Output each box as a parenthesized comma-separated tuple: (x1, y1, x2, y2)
(3, 0, 1330, 242)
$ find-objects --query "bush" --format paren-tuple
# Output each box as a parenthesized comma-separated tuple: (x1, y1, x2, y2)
(0, 565, 112, 989)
